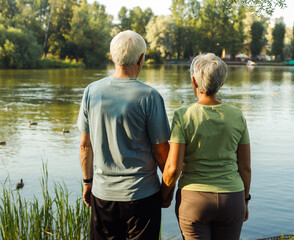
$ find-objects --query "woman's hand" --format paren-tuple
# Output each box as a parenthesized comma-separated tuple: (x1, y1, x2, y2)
(161, 143, 185, 208)
(244, 202, 249, 221)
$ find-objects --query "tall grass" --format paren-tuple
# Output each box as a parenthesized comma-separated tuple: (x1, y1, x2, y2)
(0, 163, 90, 239)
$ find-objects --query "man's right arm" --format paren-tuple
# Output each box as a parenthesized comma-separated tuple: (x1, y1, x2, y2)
(80, 132, 93, 207)
(152, 141, 169, 172)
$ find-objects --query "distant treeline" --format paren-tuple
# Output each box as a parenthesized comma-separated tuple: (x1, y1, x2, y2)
(0, 0, 293, 69)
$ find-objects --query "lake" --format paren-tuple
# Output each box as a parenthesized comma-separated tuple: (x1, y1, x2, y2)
(0, 65, 294, 239)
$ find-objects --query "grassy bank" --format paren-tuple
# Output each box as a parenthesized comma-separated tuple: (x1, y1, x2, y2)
(0, 164, 90, 239)
(38, 57, 85, 69)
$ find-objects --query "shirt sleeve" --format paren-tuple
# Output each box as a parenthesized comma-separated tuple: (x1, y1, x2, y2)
(77, 86, 90, 133)
(147, 90, 171, 144)
(239, 114, 250, 144)
(170, 110, 186, 144)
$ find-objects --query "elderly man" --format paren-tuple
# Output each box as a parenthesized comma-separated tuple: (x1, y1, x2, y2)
(77, 30, 170, 240)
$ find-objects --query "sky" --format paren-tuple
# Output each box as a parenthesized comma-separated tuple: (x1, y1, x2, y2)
(89, 0, 294, 28)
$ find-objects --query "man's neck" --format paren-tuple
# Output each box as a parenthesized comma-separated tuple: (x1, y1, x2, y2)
(112, 64, 141, 79)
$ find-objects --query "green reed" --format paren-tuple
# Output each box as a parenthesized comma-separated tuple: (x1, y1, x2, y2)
(0, 163, 90, 239)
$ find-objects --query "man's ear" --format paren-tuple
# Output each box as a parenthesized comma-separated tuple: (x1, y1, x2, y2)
(192, 76, 198, 88)
(137, 53, 144, 66)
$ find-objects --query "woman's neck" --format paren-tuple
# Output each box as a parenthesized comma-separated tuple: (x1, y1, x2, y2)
(196, 92, 221, 105)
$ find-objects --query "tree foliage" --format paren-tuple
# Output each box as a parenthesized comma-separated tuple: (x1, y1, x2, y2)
(250, 21, 266, 59)
(67, 0, 112, 67)
(146, 15, 177, 58)
(0, 25, 42, 68)
(0, 0, 288, 68)
(291, 26, 294, 59)
(272, 23, 285, 59)
(0, 0, 112, 68)
(223, 0, 286, 15)
(117, 6, 154, 38)
(170, 0, 202, 58)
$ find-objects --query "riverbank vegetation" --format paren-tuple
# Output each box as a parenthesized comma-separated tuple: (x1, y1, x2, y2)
(0, 0, 293, 68)
(0, 164, 90, 239)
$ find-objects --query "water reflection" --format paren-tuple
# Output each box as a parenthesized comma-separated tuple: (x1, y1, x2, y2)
(1, 66, 294, 239)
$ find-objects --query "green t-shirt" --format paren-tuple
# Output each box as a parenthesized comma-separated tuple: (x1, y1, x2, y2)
(170, 103, 250, 193)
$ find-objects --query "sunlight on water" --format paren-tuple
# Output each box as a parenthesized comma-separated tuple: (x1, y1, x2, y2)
(1, 65, 294, 239)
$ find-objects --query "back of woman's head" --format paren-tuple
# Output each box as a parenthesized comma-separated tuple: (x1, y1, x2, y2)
(110, 30, 146, 66)
(190, 53, 227, 96)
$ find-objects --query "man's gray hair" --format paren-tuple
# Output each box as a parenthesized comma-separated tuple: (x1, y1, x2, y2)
(110, 30, 146, 66)
(190, 53, 227, 96)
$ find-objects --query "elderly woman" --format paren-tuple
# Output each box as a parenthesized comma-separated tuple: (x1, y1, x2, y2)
(161, 53, 251, 240)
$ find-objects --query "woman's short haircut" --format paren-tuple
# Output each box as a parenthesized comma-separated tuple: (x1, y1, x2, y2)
(190, 53, 227, 96)
(110, 30, 146, 66)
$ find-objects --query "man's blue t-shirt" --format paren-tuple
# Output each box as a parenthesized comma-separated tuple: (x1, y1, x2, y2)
(77, 76, 170, 201)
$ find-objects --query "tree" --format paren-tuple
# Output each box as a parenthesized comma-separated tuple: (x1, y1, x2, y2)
(118, 7, 131, 31)
(13, 1, 46, 50)
(145, 15, 177, 59)
(222, 0, 286, 15)
(0, 0, 19, 20)
(170, 0, 187, 59)
(117, 6, 153, 38)
(67, 0, 112, 67)
(223, 5, 246, 58)
(250, 21, 266, 59)
(170, 0, 201, 59)
(272, 22, 285, 60)
(0, 25, 42, 68)
(291, 26, 294, 59)
(198, 0, 245, 58)
(129, 7, 147, 37)
(46, 0, 77, 58)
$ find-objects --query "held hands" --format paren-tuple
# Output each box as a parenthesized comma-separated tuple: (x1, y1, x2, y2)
(161, 185, 175, 208)
(83, 183, 92, 207)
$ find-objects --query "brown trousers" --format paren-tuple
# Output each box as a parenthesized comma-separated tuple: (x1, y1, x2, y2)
(175, 189, 245, 240)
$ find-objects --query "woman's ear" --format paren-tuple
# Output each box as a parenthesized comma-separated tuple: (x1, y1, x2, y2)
(192, 76, 198, 88)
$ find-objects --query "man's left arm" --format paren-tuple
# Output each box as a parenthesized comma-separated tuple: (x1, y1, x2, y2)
(80, 132, 93, 207)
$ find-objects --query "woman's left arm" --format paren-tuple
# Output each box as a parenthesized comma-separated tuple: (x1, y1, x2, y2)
(237, 143, 251, 221)
(161, 142, 186, 207)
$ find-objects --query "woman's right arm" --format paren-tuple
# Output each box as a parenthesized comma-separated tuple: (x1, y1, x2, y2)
(237, 143, 251, 221)
(161, 142, 186, 207)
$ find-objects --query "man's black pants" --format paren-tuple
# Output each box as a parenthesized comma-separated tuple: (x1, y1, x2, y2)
(90, 191, 161, 240)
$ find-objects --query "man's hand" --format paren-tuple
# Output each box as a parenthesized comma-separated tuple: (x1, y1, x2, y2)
(83, 183, 92, 207)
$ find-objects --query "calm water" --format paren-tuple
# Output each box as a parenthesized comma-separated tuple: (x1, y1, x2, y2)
(0, 65, 294, 239)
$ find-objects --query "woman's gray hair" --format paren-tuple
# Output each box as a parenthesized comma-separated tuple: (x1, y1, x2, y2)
(190, 53, 227, 95)
(110, 30, 146, 66)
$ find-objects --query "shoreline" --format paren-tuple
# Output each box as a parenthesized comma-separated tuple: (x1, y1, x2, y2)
(224, 61, 292, 67)
(160, 61, 294, 67)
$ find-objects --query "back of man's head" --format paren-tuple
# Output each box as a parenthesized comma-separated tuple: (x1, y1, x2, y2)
(110, 30, 146, 66)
